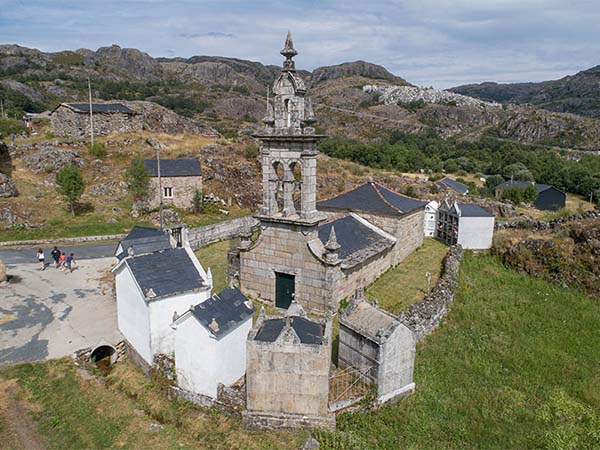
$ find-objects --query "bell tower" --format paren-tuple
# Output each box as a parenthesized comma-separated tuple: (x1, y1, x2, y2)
(255, 32, 326, 225)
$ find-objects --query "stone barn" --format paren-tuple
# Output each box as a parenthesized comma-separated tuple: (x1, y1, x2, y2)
(172, 287, 255, 400)
(243, 301, 335, 430)
(50, 102, 142, 137)
(144, 158, 202, 211)
(494, 180, 566, 211)
(437, 199, 495, 250)
(236, 34, 426, 315)
(338, 290, 416, 404)
(436, 176, 469, 196)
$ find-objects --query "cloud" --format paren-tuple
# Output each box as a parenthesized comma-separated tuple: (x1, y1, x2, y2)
(0, 0, 599, 88)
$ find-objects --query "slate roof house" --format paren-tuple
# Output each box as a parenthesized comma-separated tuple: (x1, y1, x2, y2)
(243, 301, 335, 430)
(144, 158, 202, 211)
(114, 226, 173, 261)
(50, 102, 142, 137)
(339, 289, 416, 404)
(112, 227, 212, 368)
(495, 180, 566, 211)
(172, 287, 255, 400)
(235, 35, 427, 314)
(437, 200, 495, 249)
(436, 176, 469, 195)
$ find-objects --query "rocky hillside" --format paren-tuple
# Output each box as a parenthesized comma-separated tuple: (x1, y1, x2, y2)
(2, 43, 600, 148)
(450, 65, 600, 119)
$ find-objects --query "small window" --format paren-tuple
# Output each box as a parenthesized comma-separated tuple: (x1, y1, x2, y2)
(163, 187, 173, 198)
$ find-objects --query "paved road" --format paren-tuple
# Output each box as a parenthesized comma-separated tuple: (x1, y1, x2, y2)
(0, 242, 117, 264)
(0, 259, 123, 366)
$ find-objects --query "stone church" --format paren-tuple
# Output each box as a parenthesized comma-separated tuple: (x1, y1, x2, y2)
(236, 33, 425, 314)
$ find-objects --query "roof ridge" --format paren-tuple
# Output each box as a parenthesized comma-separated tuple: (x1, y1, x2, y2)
(370, 182, 402, 213)
(374, 181, 422, 201)
(318, 181, 372, 204)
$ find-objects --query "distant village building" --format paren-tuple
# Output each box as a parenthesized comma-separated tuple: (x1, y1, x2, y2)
(172, 287, 255, 400)
(50, 102, 142, 137)
(338, 289, 416, 404)
(494, 180, 566, 211)
(112, 226, 212, 367)
(236, 34, 426, 314)
(437, 200, 495, 250)
(423, 200, 439, 237)
(144, 158, 202, 211)
(436, 176, 469, 196)
(243, 301, 335, 430)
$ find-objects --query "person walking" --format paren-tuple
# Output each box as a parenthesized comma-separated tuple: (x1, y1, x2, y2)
(36, 248, 45, 270)
(65, 253, 76, 273)
(51, 246, 61, 268)
(59, 252, 67, 271)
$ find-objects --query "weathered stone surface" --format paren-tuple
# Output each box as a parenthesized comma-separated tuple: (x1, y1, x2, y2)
(187, 216, 259, 249)
(364, 84, 499, 108)
(0, 206, 34, 229)
(0, 259, 7, 283)
(0, 173, 17, 197)
(496, 208, 600, 230)
(89, 181, 128, 197)
(146, 175, 202, 211)
(24, 146, 84, 173)
(50, 104, 143, 137)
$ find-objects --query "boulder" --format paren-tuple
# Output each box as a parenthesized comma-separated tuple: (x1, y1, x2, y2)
(24, 146, 84, 173)
(0, 173, 17, 197)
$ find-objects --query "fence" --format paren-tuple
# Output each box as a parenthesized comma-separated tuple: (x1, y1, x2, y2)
(328, 365, 374, 412)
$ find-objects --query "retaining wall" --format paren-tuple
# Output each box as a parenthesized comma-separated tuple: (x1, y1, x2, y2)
(496, 209, 599, 231)
(188, 216, 259, 249)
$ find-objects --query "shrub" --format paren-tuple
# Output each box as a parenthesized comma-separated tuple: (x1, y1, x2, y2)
(89, 142, 106, 158)
(243, 143, 259, 160)
(127, 158, 150, 201)
(0, 118, 28, 136)
(56, 166, 85, 216)
(192, 189, 203, 213)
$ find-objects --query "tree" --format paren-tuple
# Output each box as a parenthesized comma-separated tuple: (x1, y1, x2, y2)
(486, 174, 505, 191)
(56, 166, 85, 217)
(192, 189, 204, 213)
(127, 158, 150, 201)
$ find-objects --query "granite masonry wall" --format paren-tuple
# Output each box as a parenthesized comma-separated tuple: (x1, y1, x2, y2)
(50, 106, 143, 137)
(496, 209, 600, 230)
(188, 216, 259, 249)
(399, 244, 464, 341)
(147, 175, 202, 211)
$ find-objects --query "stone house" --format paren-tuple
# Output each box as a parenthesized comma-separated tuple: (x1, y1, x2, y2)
(338, 289, 416, 404)
(436, 176, 469, 196)
(171, 287, 255, 400)
(243, 301, 335, 430)
(50, 102, 142, 137)
(144, 158, 202, 211)
(437, 199, 495, 249)
(112, 228, 212, 368)
(423, 200, 439, 237)
(236, 34, 426, 315)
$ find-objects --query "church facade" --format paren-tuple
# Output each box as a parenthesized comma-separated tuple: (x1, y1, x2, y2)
(237, 34, 425, 314)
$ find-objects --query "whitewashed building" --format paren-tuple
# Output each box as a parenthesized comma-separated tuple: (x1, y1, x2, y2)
(437, 200, 495, 250)
(172, 287, 255, 399)
(113, 236, 212, 367)
(423, 200, 439, 237)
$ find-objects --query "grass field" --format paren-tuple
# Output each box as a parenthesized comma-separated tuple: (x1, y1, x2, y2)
(315, 253, 600, 450)
(195, 239, 231, 293)
(366, 238, 448, 313)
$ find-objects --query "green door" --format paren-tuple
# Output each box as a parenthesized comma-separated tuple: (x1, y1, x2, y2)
(275, 272, 295, 309)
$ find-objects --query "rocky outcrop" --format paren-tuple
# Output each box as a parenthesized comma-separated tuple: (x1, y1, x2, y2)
(0, 173, 17, 197)
(0, 79, 46, 102)
(311, 61, 408, 86)
(496, 209, 600, 230)
(0, 206, 35, 229)
(364, 85, 499, 108)
(88, 181, 128, 197)
(85, 45, 162, 81)
(24, 147, 84, 173)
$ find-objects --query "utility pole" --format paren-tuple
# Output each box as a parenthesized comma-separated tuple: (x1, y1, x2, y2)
(157, 146, 164, 230)
(87, 76, 95, 150)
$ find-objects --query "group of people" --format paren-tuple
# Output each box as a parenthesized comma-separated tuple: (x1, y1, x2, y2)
(35, 247, 76, 273)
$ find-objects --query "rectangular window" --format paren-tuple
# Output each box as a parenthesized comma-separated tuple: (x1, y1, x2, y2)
(163, 187, 173, 198)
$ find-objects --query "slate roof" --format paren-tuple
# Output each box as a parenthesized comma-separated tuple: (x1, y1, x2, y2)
(495, 180, 559, 194)
(254, 316, 324, 345)
(116, 226, 172, 260)
(190, 287, 255, 339)
(317, 181, 426, 215)
(340, 299, 398, 344)
(436, 177, 469, 195)
(62, 103, 134, 114)
(318, 215, 394, 267)
(457, 203, 495, 218)
(125, 247, 207, 300)
(144, 159, 202, 177)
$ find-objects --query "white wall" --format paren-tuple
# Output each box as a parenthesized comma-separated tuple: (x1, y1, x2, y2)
(458, 216, 495, 249)
(174, 315, 252, 398)
(148, 288, 211, 357)
(115, 266, 152, 364)
(423, 202, 438, 237)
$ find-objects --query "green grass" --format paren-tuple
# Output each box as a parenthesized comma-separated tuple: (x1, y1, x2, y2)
(366, 238, 448, 313)
(315, 253, 600, 450)
(195, 239, 231, 293)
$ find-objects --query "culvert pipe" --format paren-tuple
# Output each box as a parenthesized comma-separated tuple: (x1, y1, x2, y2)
(89, 341, 118, 368)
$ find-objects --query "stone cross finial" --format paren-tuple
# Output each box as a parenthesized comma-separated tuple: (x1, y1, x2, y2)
(280, 31, 298, 71)
(209, 317, 219, 333)
(324, 226, 341, 252)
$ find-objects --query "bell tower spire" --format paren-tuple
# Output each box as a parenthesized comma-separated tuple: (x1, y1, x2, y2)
(280, 31, 298, 71)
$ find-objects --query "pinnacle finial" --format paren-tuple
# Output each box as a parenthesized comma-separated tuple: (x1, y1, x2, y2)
(280, 30, 297, 71)
(324, 225, 341, 252)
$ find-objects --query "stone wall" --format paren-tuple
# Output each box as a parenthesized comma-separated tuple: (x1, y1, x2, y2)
(496, 209, 600, 230)
(399, 244, 464, 341)
(188, 216, 259, 249)
(147, 175, 202, 211)
(50, 105, 143, 137)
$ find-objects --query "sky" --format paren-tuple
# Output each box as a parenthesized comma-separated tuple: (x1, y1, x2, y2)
(1, 0, 599, 88)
